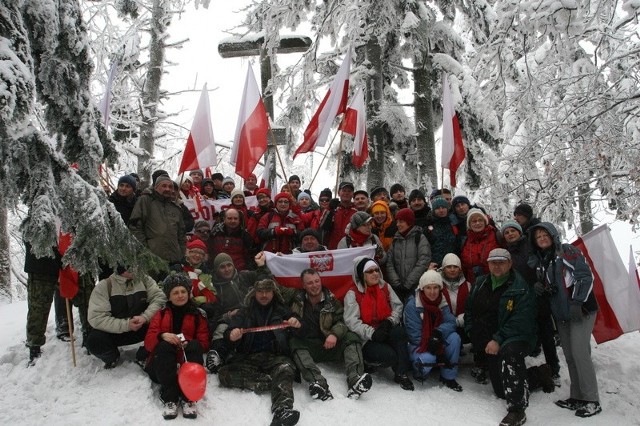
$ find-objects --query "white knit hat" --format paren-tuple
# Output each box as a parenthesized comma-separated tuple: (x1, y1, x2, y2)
(418, 270, 443, 290)
(441, 253, 462, 269)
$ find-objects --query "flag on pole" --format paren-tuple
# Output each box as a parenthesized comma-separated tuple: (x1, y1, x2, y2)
(259, 155, 273, 189)
(264, 246, 375, 300)
(294, 50, 351, 158)
(572, 225, 640, 343)
(231, 66, 270, 179)
(98, 62, 118, 127)
(441, 75, 465, 187)
(178, 84, 216, 174)
(339, 88, 368, 168)
(58, 231, 79, 299)
(630, 246, 640, 291)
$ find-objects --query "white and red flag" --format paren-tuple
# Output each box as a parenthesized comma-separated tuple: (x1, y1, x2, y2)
(231, 66, 270, 179)
(294, 50, 351, 158)
(259, 155, 272, 189)
(98, 62, 118, 127)
(264, 246, 375, 301)
(572, 225, 640, 343)
(58, 230, 79, 299)
(178, 84, 216, 174)
(339, 88, 368, 169)
(441, 75, 465, 187)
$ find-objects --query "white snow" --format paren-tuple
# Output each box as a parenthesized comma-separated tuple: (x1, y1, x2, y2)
(0, 300, 638, 425)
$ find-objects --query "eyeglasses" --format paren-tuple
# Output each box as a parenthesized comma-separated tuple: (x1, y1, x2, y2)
(319, 198, 330, 202)
(277, 199, 290, 204)
(364, 268, 380, 274)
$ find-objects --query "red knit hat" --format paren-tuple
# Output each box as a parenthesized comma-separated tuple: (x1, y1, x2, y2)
(256, 188, 271, 198)
(187, 239, 207, 252)
(274, 192, 291, 204)
(395, 208, 415, 227)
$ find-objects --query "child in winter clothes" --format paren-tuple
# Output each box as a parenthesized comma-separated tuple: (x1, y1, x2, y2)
(144, 274, 209, 420)
(404, 270, 463, 391)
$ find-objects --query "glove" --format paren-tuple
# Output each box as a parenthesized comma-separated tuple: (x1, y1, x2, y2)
(206, 350, 223, 374)
(274, 227, 287, 236)
(378, 319, 393, 332)
(533, 282, 546, 296)
(569, 303, 583, 322)
(283, 227, 295, 236)
(329, 198, 340, 210)
(371, 327, 390, 343)
(427, 329, 445, 355)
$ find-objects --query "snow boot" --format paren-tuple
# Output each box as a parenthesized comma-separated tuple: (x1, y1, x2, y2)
(270, 407, 300, 426)
(499, 410, 526, 426)
(394, 374, 414, 391)
(555, 398, 583, 410)
(575, 401, 601, 418)
(471, 366, 489, 384)
(308, 381, 333, 401)
(440, 377, 463, 392)
(27, 346, 41, 366)
(347, 373, 372, 399)
(182, 401, 197, 419)
(162, 401, 179, 420)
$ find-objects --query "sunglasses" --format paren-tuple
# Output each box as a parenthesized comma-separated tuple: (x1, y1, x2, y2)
(365, 268, 380, 274)
(319, 198, 330, 202)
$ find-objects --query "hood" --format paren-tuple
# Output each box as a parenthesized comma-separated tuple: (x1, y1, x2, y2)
(369, 200, 393, 229)
(528, 221, 563, 255)
(351, 256, 384, 292)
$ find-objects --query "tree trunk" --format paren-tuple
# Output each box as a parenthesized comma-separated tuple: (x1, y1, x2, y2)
(0, 198, 10, 302)
(138, 0, 167, 184)
(413, 51, 437, 190)
(365, 36, 385, 189)
(577, 183, 594, 234)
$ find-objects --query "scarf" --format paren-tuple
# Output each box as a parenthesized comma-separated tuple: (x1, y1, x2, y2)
(348, 228, 370, 247)
(359, 284, 392, 328)
(418, 292, 443, 353)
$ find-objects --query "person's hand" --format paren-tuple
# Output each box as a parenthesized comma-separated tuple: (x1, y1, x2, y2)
(378, 319, 393, 332)
(324, 334, 338, 349)
(427, 329, 445, 355)
(569, 303, 584, 322)
(161, 332, 183, 346)
(274, 227, 286, 236)
(129, 315, 147, 331)
(286, 317, 301, 328)
(229, 328, 243, 342)
(533, 282, 546, 296)
(428, 263, 439, 270)
(283, 227, 295, 236)
(254, 251, 266, 266)
(485, 339, 500, 355)
(371, 327, 389, 343)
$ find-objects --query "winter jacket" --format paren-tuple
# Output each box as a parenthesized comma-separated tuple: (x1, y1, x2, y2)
(257, 209, 304, 254)
(369, 201, 396, 251)
(343, 256, 403, 342)
(23, 242, 61, 277)
(424, 213, 458, 266)
(413, 207, 431, 230)
(212, 265, 273, 321)
(506, 236, 536, 285)
(459, 225, 501, 284)
(322, 202, 358, 250)
(143, 304, 209, 365)
(337, 225, 387, 265)
(464, 271, 537, 351)
(209, 223, 256, 271)
(129, 191, 186, 263)
(442, 274, 471, 327)
(290, 288, 349, 340)
(403, 293, 457, 347)
(527, 222, 598, 322)
(88, 273, 166, 334)
(108, 191, 137, 225)
(386, 226, 431, 292)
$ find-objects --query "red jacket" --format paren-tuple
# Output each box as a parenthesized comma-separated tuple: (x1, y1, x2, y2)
(460, 225, 501, 283)
(256, 209, 304, 254)
(144, 306, 209, 364)
(324, 203, 357, 250)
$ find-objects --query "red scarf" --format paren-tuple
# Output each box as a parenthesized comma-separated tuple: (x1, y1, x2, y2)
(359, 285, 392, 328)
(348, 228, 370, 247)
(442, 282, 470, 316)
(418, 292, 444, 353)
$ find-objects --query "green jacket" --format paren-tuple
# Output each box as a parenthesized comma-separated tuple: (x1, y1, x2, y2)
(465, 270, 537, 351)
(290, 287, 348, 340)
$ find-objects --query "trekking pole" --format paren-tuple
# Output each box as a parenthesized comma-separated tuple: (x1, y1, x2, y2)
(240, 323, 291, 334)
(65, 298, 77, 367)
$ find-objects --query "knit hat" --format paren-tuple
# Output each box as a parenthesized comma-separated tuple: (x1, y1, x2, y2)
(193, 220, 210, 231)
(339, 181, 355, 191)
(201, 178, 214, 188)
(390, 183, 405, 195)
(213, 253, 234, 272)
(466, 208, 487, 228)
(187, 239, 208, 252)
(408, 189, 426, 203)
(501, 220, 523, 235)
(248, 173, 257, 180)
(299, 228, 320, 242)
(370, 202, 387, 214)
(222, 177, 235, 186)
(369, 186, 389, 199)
(431, 197, 449, 210)
(189, 169, 204, 177)
(162, 273, 191, 297)
(395, 208, 415, 227)
(154, 174, 172, 187)
(118, 175, 137, 190)
(354, 189, 369, 198)
(418, 270, 443, 290)
(429, 189, 443, 200)
(288, 175, 301, 184)
(514, 203, 534, 220)
(151, 170, 169, 185)
(441, 253, 462, 269)
(256, 188, 271, 198)
(230, 189, 245, 200)
(350, 211, 373, 229)
(211, 172, 224, 181)
(297, 192, 311, 202)
(487, 248, 511, 262)
(451, 195, 471, 209)
(319, 188, 332, 200)
(355, 257, 379, 285)
(274, 192, 291, 204)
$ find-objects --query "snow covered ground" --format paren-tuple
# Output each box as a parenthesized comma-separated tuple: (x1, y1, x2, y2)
(0, 300, 638, 425)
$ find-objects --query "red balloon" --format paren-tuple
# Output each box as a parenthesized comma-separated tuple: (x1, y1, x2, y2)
(178, 362, 207, 401)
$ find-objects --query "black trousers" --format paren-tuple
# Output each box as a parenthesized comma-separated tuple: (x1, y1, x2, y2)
(362, 324, 411, 375)
(86, 327, 147, 364)
(487, 341, 530, 413)
(147, 340, 204, 403)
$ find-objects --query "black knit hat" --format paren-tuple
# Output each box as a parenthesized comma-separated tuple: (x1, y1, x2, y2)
(514, 203, 534, 220)
(299, 228, 320, 242)
(369, 186, 389, 199)
(408, 189, 426, 203)
(319, 188, 332, 200)
(390, 183, 405, 195)
(151, 169, 169, 186)
(118, 175, 137, 191)
(451, 195, 471, 209)
(162, 273, 191, 297)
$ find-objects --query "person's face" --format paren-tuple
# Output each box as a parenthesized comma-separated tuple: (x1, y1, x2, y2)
(503, 227, 522, 244)
(218, 262, 235, 280)
(396, 219, 410, 233)
(410, 198, 425, 211)
(212, 178, 223, 189)
(117, 183, 134, 197)
(443, 265, 461, 280)
(454, 203, 470, 216)
(422, 284, 441, 301)
(354, 194, 369, 210)
(276, 198, 290, 213)
(257, 194, 271, 207)
(223, 182, 235, 192)
(391, 190, 405, 202)
(224, 210, 240, 229)
(318, 196, 330, 210)
(363, 266, 381, 286)
(468, 214, 486, 232)
(514, 213, 528, 226)
(194, 226, 210, 240)
(535, 229, 553, 250)
(256, 289, 274, 306)
(232, 195, 245, 207)
(302, 273, 323, 298)
(488, 259, 511, 278)
(299, 197, 311, 209)
(357, 221, 372, 235)
(372, 192, 389, 202)
(301, 235, 320, 252)
(289, 180, 300, 191)
(186, 248, 206, 265)
(246, 175, 257, 189)
(190, 173, 203, 185)
(339, 187, 354, 203)
(203, 183, 215, 195)
(169, 286, 190, 306)
(442, 192, 453, 204)
(181, 180, 192, 191)
(280, 184, 291, 193)
(373, 210, 387, 225)
(155, 181, 173, 198)
(434, 206, 449, 218)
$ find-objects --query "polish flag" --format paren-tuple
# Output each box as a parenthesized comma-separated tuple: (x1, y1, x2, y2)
(259, 155, 273, 189)
(441, 75, 465, 187)
(630, 246, 640, 291)
(178, 84, 216, 174)
(572, 225, 640, 343)
(339, 88, 368, 169)
(265, 246, 375, 301)
(98, 62, 118, 127)
(58, 231, 79, 299)
(294, 50, 351, 158)
(231, 66, 270, 179)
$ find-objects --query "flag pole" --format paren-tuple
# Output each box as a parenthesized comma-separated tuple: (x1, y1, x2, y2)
(441, 167, 445, 192)
(308, 127, 341, 189)
(334, 130, 346, 195)
(268, 128, 288, 183)
(65, 298, 77, 367)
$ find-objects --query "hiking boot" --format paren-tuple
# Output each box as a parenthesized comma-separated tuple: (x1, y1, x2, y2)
(537, 364, 555, 393)
(308, 381, 333, 401)
(270, 407, 300, 426)
(471, 367, 488, 384)
(205, 350, 222, 373)
(575, 401, 601, 418)
(104, 352, 120, 369)
(57, 332, 73, 342)
(162, 401, 179, 420)
(29, 346, 41, 362)
(499, 410, 526, 426)
(440, 377, 463, 392)
(347, 373, 372, 399)
(555, 398, 583, 410)
(394, 374, 414, 391)
(182, 401, 197, 419)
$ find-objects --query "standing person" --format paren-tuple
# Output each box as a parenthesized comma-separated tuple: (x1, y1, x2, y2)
(209, 208, 256, 271)
(513, 203, 540, 236)
(322, 182, 357, 250)
(528, 223, 602, 418)
(449, 195, 472, 236)
(109, 174, 138, 225)
(404, 270, 462, 391)
(257, 192, 304, 254)
(408, 189, 430, 229)
(459, 208, 501, 285)
(143, 274, 209, 420)
(218, 279, 302, 426)
(243, 172, 258, 196)
(344, 257, 414, 391)
(465, 248, 554, 426)
(425, 196, 458, 268)
(287, 175, 302, 199)
(353, 189, 370, 212)
(369, 200, 396, 252)
(386, 208, 431, 302)
(389, 183, 408, 210)
(251, 188, 274, 223)
(369, 186, 390, 203)
(189, 169, 204, 192)
(289, 269, 372, 400)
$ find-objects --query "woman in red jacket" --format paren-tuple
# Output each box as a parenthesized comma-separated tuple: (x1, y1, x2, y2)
(144, 274, 209, 420)
(459, 208, 501, 284)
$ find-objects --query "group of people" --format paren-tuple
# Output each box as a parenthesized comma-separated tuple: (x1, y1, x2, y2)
(23, 170, 602, 426)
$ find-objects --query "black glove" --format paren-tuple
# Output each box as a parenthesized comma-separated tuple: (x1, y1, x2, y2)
(569, 302, 583, 322)
(329, 198, 340, 210)
(533, 282, 546, 296)
(378, 319, 393, 332)
(427, 329, 445, 355)
(371, 327, 390, 343)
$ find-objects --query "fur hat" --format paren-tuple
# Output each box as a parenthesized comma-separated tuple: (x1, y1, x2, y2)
(395, 208, 415, 227)
(441, 253, 462, 269)
(451, 195, 471, 209)
(186, 239, 207, 252)
(390, 183, 405, 195)
(408, 189, 426, 203)
(418, 270, 443, 290)
(487, 248, 511, 262)
(501, 220, 523, 235)
(162, 273, 191, 297)
(466, 208, 488, 228)
(118, 175, 137, 190)
(350, 211, 373, 229)
(514, 203, 534, 220)
(246, 279, 284, 305)
(213, 253, 234, 272)
(431, 197, 449, 210)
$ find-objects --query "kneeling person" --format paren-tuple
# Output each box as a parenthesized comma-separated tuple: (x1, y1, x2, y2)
(290, 269, 372, 400)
